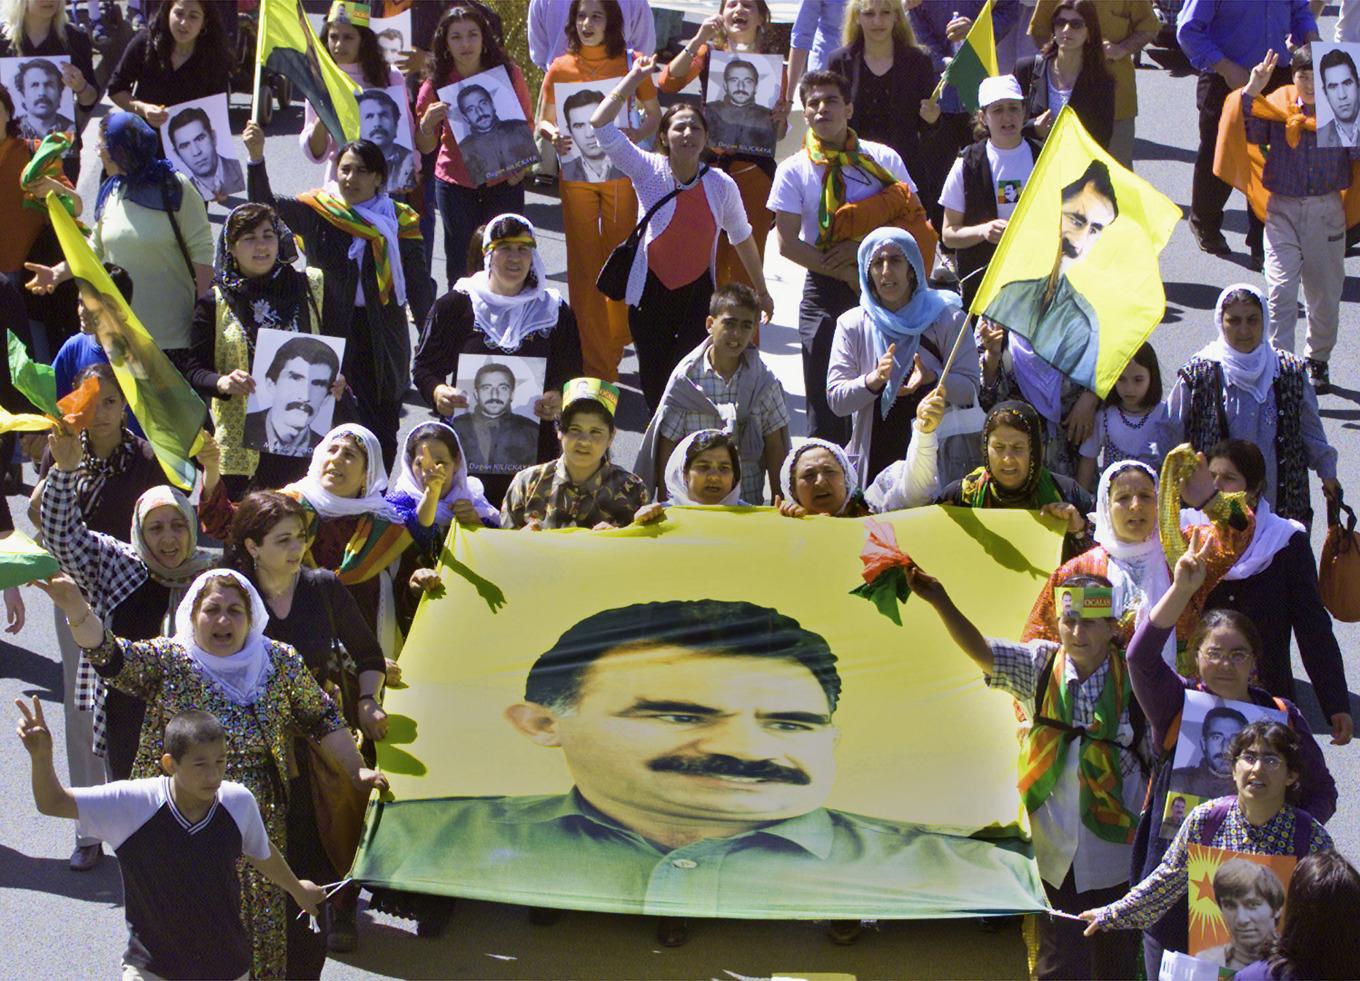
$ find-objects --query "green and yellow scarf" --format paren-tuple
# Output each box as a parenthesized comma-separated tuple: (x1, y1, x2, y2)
(804, 126, 901, 249)
(1017, 647, 1140, 844)
(296, 188, 421, 306)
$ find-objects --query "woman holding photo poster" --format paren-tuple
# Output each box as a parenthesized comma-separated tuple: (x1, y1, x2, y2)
(303, 2, 418, 201)
(106, 0, 230, 131)
(181, 203, 341, 499)
(242, 119, 433, 470)
(659, 0, 789, 290)
(1081, 721, 1335, 974)
(0, 0, 100, 181)
(1116, 541, 1337, 979)
(590, 57, 775, 413)
(413, 214, 582, 507)
(415, 4, 535, 288)
(536, 0, 660, 382)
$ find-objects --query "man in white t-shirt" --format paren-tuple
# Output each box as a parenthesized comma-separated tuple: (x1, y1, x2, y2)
(939, 74, 1038, 308)
(767, 69, 914, 442)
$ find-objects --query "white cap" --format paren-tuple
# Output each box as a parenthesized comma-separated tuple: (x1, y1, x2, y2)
(978, 75, 1024, 108)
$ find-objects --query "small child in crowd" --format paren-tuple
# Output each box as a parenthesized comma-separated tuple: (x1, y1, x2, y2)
(1076, 342, 1176, 490)
(17, 702, 324, 980)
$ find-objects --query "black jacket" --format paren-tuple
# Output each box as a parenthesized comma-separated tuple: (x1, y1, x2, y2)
(1013, 54, 1115, 150)
(827, 40, 939, 180)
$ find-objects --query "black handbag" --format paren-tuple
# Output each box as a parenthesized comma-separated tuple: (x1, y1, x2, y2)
(596, 165, 708, 301)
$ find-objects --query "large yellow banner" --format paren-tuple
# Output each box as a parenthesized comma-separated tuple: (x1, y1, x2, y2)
(353, 507, 1064, 919)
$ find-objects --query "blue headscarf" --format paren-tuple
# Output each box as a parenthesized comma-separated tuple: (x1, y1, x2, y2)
(856, 227, 961, 419)
(93, 112, 184, 222)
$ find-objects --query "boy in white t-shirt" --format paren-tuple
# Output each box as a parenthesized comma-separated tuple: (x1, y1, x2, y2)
(17, 702, 324, 980)
(767, 68, 916, 444)
(940, 74, 1041, 309)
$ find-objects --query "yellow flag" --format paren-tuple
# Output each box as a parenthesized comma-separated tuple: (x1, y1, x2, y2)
(933, 0, 999, 111)
(256, 0, 362, 142)
(352, 507, 1059, 919)
(971, 107, 1181, 397)
(46, 194, 205, 489)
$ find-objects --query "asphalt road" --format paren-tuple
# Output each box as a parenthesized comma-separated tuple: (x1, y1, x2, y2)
(2, 18, 1358, 981)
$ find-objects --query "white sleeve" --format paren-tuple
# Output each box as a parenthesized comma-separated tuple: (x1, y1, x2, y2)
(873, 144, 916, 192)
(766, 156, 806, 217)
(938, 157, 967, 213)
(218, 781, 272, 861)
(73, 777, 165, 850)
(715, 171, 753, 244)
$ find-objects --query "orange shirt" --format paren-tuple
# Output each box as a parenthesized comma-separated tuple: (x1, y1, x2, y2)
(542, 44, 657, 121)
(0, 139, 48, 274)
(646, 181, 716, 288)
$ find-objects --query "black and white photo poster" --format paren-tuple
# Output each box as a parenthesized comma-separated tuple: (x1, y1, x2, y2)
(0, 55, 75, 140)
(439, 65, 537, 186)
(164, 94, 244, 202)
(704, 50, 781, 156)
(452, 353, 546, 475)
(243, 329, 346, 457)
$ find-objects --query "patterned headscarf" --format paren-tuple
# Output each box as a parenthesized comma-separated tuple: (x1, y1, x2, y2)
(171, 568, 274, 706)
(779, 439, 859, 515)
(213, 204, 309, 344)
(960, 401, 1062, 508)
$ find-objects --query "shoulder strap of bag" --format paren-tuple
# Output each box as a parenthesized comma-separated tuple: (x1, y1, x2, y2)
(160, 176, 198, 289)
(1199, 796, 1235, 845)
(627, 164, 711, 242)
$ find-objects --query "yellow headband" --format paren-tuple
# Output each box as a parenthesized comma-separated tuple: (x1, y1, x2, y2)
(561, 377, 620, 417)
(483, 234, 536, 255)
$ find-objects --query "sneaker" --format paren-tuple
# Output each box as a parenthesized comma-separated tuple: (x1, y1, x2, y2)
(69, 843, 102, 871)
(1306, 357, 1331, 393)
(1191, 224, 1231, 257)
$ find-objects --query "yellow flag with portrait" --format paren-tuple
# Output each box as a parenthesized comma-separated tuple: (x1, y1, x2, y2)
(352, 507, 1063, 920)
(971, 107, 1181, 397)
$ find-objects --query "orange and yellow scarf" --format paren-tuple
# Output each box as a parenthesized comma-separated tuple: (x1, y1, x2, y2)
(297, 188, 421, 306)
(805, 127, 901, 249)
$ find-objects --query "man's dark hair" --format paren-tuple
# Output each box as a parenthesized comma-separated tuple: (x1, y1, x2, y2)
(357, 88, 401, 121)
(561, 88, 606, 120)
(1202, 705, 1249, 736)
(167, 106, 214, 147)
(16, 58, 61, 88)
(723, 57, 759, 83)
(1061, 158, 1119, 219)
(265, 336, 339, 384)
(710, 281, 760, 318)
(1318, 46, 1357, 83)
(797, 68, 851, 105)
(455, 83, 494, 114)
(473, 361, 515, 390)
(378, 27, 403, 45)
(523, 600, 842, 713)
(164, 709, 226, 761)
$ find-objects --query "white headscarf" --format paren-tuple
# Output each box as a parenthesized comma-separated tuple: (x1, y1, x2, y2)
(329, 181, 408, 308)
(173, 569, 273, 706)
(453, 214, 563, 351)
(290, 423, 402, 521)
(779, 439, 858, 515)
(1092, 460, 1170, 615)
(391, 421, 499, 526)
(1195, 283, 1277, 404)
(663, 430, 743, 506)
(1223, 496, 1303, 581)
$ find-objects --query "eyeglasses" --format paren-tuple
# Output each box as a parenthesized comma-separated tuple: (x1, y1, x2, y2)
(1236, 751, 1284, 770)
(1054, 16, 1086, 30)
(1200, 648, 1252, 666)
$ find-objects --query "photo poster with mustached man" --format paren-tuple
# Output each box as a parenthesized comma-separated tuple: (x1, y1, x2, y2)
(371, 9, 411, 69)
(162, 93, 244, 203)
(1186, 845, 1296, 976)
(703, 50, 782, 156)
(357, 83, 418, 195)
(1311, 43, 1360, 148)
(438, 65, 538, 187)
(452, 353, 546, 476)
(0, 55, 76, 141)
(243, 328, 346, 458)
(1162, 690, 1286, 839)
(553, 77, 632, 183)
(350, 506, 1064, 919)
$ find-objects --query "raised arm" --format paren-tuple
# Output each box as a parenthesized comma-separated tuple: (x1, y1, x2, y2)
(39, 437, 134, 601)
(16, 695, 78, 819)
(589, 55, 657, 131)
(904, 564, 995, 676)
(243, 121, 321, 241)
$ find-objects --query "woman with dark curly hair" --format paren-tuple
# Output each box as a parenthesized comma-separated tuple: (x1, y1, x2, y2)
(1013, 0, 1115, 150)
(106, 0, 229, 130)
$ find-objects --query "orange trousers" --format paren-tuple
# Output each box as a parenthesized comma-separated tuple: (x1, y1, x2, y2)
(560, 178, 637, 381)
(714, 161, 773, 289)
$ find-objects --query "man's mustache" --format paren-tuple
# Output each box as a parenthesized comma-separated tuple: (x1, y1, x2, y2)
(648, 753, 810, 785)
(284, 400, 316, 416)
(1060, 237, 1080, 260)
(482, 398, 506, 409)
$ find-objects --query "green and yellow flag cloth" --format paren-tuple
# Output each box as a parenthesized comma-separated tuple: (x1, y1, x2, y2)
(971, 107, 1181, 398)
(932, 0, 999, 113)
(256, 0, 362, 142)
(0, 529, 58, 590)
(47, 194, 205, 490)
(7, 329, 58, 417)
(352, 506, 1060, 919)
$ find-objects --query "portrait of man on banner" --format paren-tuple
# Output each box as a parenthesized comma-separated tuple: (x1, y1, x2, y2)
(1313, 43, 1360, 148)
(982, 158, 1117, 389)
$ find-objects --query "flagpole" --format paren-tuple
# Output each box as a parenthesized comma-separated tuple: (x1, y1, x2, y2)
(934, 312, 975, 396)
(251, 0, 267, 125)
